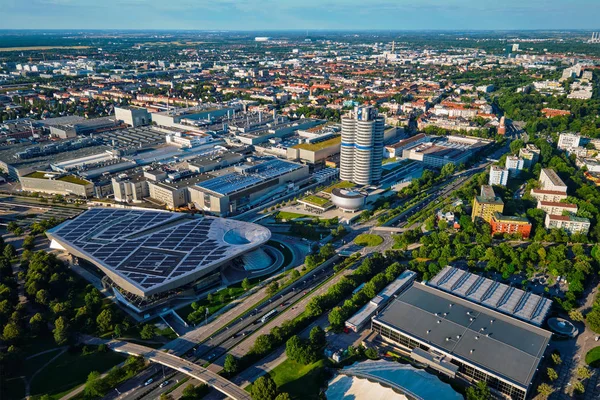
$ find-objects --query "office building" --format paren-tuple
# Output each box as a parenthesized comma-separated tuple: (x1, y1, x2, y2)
(471, 185, 504, 223)
(402, 135, 489, 168)
(371, 280, 552, 400)
(539, 168, 568, 192)
(545, 214, 591, 235)
(505, 156, 524, 176)
(490, 213, 532, 239)
(488, 166, 509, 186)
(190, 159, 309, 216)
(340, 106, 385, 185)
(557, 133, 581, 150)
(112, 174, 149, 203)
(519, 144, 540, 168)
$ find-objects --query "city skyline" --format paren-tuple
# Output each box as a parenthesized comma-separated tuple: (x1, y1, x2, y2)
(1, 0, 599, 30)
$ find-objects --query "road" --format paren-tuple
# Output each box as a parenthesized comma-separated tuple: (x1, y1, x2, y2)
(109, 341, 251, 400)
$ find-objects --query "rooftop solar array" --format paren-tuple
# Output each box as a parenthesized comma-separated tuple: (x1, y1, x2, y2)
(197, 159, 303, 196)
(374, 284, 553, 389)
(47, 208, 270, 297)
(428, 266, 552, 326)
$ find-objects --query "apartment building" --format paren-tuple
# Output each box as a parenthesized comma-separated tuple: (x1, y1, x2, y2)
(489, 165, 509, 186)
(537, 200, 578, 216)
(471, 185, 504, 223)
(545, 214, 591, 235)
(539, 168, 568, 192)
(557, 133, 581, 150)
(530, 189, 569, 203)
(490, 212, 532, 239)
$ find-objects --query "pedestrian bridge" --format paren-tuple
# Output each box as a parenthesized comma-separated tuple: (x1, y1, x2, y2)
(108, 341, 251, 400)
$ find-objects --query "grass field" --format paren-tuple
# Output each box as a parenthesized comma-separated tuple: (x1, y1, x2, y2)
(354, 234, 384, 247)
(586, 346, 600, 367)
(27, 349, 125, 399)
(253, 358, 330, 400)
(275, 211, 311, 220)
(301, 195, 331, 207)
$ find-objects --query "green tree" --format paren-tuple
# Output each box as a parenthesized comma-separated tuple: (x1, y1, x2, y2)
(328, 307, 346, 328)
(266, 281, 279, 296)
(466, 381, 491, 400)
(537, 383, 554, 398)
(569, 309, 584, 322)
(29, 313, 45, 334)
(251, 375, 278, 400)
(3, 244, 16, 260)
(274, 393, 291, 400)
(140, 324, 157, 340)
(576, 365, 592, 380)
(2, 321, 22, 342)
(84, 371, 107, 397)
(223, 354, 238, 374)
(573, 380, 585, 394)
(96, 308, 114, 333)
(309, 326, 326, 349)
(547, 367, 558, 381)
(365, 347, 378, 359)
(242, 277, 251, 291)
(53, 316, 69, 345)
(552, 353, 562, 365)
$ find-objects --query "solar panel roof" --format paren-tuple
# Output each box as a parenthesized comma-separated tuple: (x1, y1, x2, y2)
(46, 208, 271, 297)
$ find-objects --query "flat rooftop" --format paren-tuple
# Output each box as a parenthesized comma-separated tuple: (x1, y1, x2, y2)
(196, 159, 303, 197)
(46, 208, 270, 297)
(373, 283, 552, 389)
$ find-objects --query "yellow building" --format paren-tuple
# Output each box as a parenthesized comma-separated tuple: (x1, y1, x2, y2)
(471, 185, 504, 223)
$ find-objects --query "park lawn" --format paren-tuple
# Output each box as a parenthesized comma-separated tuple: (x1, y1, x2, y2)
(269, 358, 330, 400)
(585, 346, 600, 367)
(354, 233, 384, 247)
(30, 350, 126, 398)
(275, 211, 311, 221)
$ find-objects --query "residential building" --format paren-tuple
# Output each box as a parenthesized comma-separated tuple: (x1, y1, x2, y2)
(471, 185, 504, 223)
(530, 189, 568, 203)
(539, 168, 568, 192)
(488, 165, 509, 186)
(490, 212, 532, 239)
(519, 144, 540, 168)
(557, 133, 581, 150)
(537, 200, 578, 216)
(505, 156, 524, 176)
(340, 106, 385, 185)
(545, 214, 590, 235)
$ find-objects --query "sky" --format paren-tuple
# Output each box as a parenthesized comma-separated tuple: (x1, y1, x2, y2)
(1, 0, 599, 31)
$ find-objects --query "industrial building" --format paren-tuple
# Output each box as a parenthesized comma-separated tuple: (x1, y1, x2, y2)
(340, 106, 385, 185)
(371, 274, 552, 400)
(20, 171, 94, 197)
(47, 208, 271, 310)
(114, 107, 151, 127)
(190, 159, 309, 216)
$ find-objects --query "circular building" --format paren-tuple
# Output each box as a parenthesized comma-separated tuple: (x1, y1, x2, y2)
(330, 188, 366, 212)
(326, 360, 462, 400)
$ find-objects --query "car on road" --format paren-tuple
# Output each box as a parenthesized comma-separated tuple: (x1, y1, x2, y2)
(208, 353, 216, 360)
(144, 378, 153, 386)
(159, 380, 170, 388)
